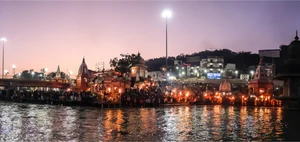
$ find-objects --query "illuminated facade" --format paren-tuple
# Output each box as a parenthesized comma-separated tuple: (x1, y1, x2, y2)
(248, 58, 273, 97)
(130, 56, 148, 82)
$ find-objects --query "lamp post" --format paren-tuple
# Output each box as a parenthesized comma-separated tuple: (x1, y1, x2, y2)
(250, 70, 254, 79)
(1, 37, 7, 79)
(4, 70, 8, 78)
(162, 10, 172, 80)
(235, 70, 239, 79)
(12, 64, 16, 76)
(31, 71, 35, 80)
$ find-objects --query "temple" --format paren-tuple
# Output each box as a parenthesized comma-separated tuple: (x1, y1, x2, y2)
(248, 58, 273, 98)
(46, 65, 70, 83)
(275, 31, 300, 109)
(76, 57, 90, 91)
(130, 54, 148, 82)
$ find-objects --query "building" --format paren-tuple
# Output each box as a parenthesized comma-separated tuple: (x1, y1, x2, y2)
(46, 65, 70, 83)
(248, 58, 273, 97)
(275, 31, 300, 108)
(76, 58, 90, 91)
(206, 56, 224, 73)
(130, 56, 148, 82)
(147, 71, 164, 81)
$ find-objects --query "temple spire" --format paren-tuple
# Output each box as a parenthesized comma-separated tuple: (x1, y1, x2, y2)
(82, 57, 85, 63)
(295, 30, 299, 40)
(56, 65, 61, 78)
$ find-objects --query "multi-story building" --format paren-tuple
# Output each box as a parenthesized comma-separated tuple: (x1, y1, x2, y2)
(206, 56, 224, 73)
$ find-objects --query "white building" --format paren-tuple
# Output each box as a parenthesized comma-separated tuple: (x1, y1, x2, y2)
(206, 56, 224, 73)
(147, 71, 164, 81)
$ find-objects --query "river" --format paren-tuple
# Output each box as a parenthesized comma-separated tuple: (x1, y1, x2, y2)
(0, 102, 299, 141)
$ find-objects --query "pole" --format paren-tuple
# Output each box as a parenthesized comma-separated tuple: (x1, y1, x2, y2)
(165, 17, 168, 80)
(2, 41, 4, 79)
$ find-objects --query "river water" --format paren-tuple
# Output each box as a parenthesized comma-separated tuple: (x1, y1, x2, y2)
(0, 102, 299, 141)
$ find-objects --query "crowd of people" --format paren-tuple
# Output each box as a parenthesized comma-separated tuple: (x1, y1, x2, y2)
(0, 81, 281, 107)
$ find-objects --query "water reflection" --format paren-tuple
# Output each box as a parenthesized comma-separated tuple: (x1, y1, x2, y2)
(0, 102, 299, 141)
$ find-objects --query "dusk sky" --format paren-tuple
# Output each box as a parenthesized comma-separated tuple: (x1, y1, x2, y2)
(1, 1, 300, 76)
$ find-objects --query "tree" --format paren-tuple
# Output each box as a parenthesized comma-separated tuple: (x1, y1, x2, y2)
(109, 53, 142, 74)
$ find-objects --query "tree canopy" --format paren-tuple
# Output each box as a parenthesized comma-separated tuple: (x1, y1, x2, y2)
(109, 53, 142, 74)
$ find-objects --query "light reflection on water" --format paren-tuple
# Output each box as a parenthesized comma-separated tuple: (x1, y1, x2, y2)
(0, 102, 299, 141)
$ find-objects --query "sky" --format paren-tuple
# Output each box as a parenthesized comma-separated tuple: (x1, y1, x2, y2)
(0, 1, 300, 76)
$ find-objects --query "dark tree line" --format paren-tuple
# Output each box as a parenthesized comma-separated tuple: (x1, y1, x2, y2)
(145, 49, 261, 73)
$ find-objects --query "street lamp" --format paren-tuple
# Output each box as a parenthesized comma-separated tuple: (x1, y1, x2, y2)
(31, 71, 35, 80)
(250, 70, 254, 79)
(235, 70, 239, 79)
(12, 64, 16, 76)
(1, 37, 7, 79)
(162, 9, 172, 79)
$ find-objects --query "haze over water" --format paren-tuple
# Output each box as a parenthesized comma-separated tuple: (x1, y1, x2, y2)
(0, 103, 299, 141)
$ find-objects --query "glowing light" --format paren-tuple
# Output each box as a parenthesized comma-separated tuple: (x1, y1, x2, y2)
(186, 92, 189, 97)
(12, 64, 16, 69)
(118, 88, 122, 93)
(108, 87, 111, 92)
(162, 10, 172, 18)
(1, 37, 7, 42)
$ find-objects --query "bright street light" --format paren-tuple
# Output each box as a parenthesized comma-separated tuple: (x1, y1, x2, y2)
(0, 38, 7, 42)
(162, 10, 172, 18)
(12, 64, 16, 76)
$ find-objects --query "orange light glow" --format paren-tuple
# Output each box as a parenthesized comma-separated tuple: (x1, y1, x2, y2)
(244, 98, 247, 101)
(186, 93, 189, 97)
(108, 87, 111, 92)
(118, 88, 122, 93)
